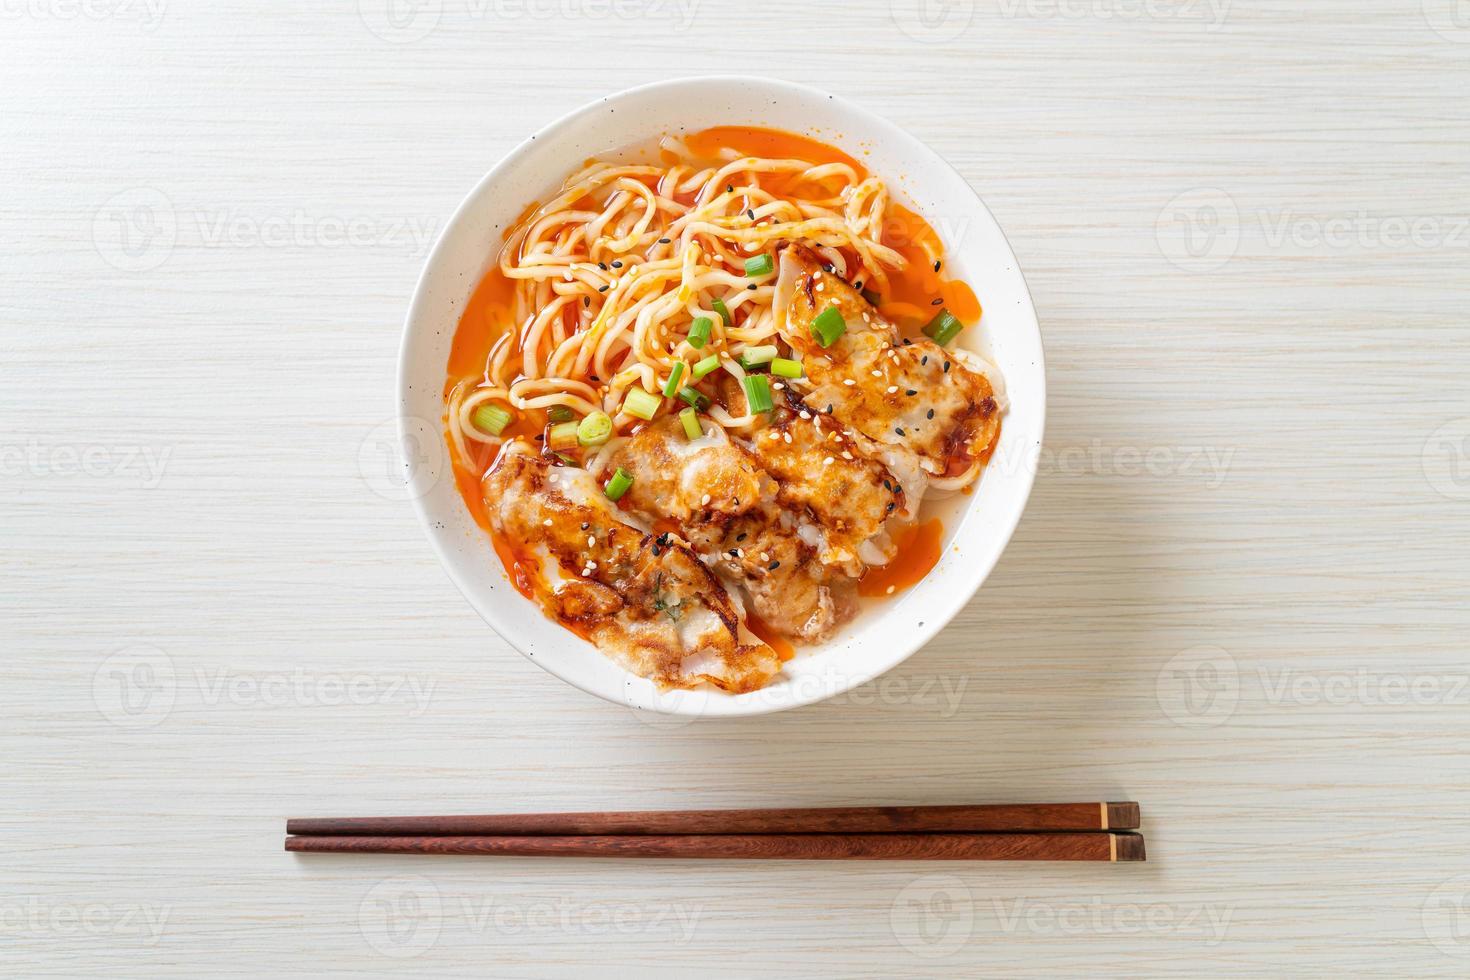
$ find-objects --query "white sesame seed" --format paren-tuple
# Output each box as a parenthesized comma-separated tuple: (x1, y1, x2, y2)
(886, 585, 896, 595)
(871, 370, 882, 378)
(799, 410, 810, 420)
(841, 451, 853, 460)
(760, 552, 770, 562)
(543, 518, 553, 526)
(587, 536, 595, 547)
(823, 456, 834, 466)
(887, 385, 899, 394)
(815, 282, 825, 292)
(843, 378, 856, 386)
(701, 493, 711, 506)
(784, 431, 792, 443)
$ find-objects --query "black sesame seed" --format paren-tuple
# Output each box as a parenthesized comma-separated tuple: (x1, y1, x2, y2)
(902, 338, 912, 345)
(598, 285, 609, 292)
(927, 409, 935, 419)
(658, 237, 671, 244)
(768, 561, 780, 571)
(895, 427, 905, 435)
(886, 502, 895, 512)
(825, 404, 834, 414)
(736, 532, 747, 541)
(652, 546, 661, 557)
(747, 209, 755, 220)
(581, 523, 589, 529)
(931, 298, 943, 306)
(882, 479, 892, 491)
(933, 260, 941, 272)
(854, 281, 863, 289)
(747, 284, 757, 290)
(943, 361, 951, 373)
(611, 260, 623, 268)
(921, 355, 928, 365)
(906, 389, 917, 396)
(583, 297, 590, 308)
(598, 262, 607, 270)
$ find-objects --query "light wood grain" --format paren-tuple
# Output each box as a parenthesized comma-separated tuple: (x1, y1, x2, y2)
(4, 2, 1470, 976)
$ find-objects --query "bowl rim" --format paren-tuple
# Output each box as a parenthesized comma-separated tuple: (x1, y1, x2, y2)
(397, 74, 1046, 716)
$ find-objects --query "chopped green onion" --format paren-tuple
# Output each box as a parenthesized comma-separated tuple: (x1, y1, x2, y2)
(661, 362, 686, 398)
(692, 354, 720, 379)
(739, 345, 778, 369)
(679, 407, 702, 440)
(603, 467, 633, 501)
(711, 297, 732, 326)
(771, 357, 803, 379)
(548, 421, 580, 452)
(742, 374, 773, 413)
(922, 308, 964, 346)
(622, 387, 662, 421)
(811, 306, 846, 348)
(546, 405, 575, 424)
(471, 404, 513, 436)
(687, 316, 712, 349)
(577, 410, 613, 447)
(744, 254, 774, 277)
(678, 387, 708, 409)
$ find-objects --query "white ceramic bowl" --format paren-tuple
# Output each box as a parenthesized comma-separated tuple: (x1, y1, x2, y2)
(398, 76, 1044, 717)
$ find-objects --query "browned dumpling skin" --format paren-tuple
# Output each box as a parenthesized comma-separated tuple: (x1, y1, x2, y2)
(709, 508, 858, 644)
(483, 442, 778, 693)
(608, 418, 859, 643)
(775, 244, 1000, 479)
(742, 410, 903, 570)
(604, 416, 763, 524)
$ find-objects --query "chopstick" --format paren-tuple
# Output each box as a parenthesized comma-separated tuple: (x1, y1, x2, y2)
(285, 832, 1145, 862)
(286, 802, 1139, 838)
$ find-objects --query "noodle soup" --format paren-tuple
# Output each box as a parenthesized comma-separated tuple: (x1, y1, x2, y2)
(442, 126, 1006, 694)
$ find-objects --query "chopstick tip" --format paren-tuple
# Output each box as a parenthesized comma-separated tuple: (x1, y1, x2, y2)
(1105, 802, 1141, 831)
(1113, 833, 1146, 862)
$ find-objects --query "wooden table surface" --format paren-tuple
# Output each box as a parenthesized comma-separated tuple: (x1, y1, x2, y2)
(5, 2, 1469, 976)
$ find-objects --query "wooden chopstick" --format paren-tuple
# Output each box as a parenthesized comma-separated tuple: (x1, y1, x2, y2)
(286, 802, 1139, 838)
(285, 832, 1145, 861)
